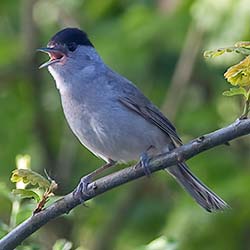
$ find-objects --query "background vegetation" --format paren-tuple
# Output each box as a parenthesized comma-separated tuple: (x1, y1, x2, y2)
(0, 0, 250, 249)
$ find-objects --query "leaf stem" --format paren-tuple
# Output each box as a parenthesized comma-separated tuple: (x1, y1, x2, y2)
(241, 98, 250, 119)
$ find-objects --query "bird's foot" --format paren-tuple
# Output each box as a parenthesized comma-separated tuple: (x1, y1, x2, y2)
(73, 160, 116, 203)
(73, 174, 93, 203)
(140, 152, 152, 177)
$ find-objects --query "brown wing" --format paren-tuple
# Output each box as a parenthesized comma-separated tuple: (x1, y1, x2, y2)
(119, 96, 182, 146)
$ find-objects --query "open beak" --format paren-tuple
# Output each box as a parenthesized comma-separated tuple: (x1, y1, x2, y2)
(37, 47, 67, 69)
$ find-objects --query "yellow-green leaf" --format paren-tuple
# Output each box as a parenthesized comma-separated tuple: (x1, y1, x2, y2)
(222, 87, 247, 98)
(204, 45, 250, 58)
(203, 49, 226, 58)
(235, 41, 250, 49)
(224, 56, 250, 87)
(11, 169, 50, 189)
(12, 189, 40, 202)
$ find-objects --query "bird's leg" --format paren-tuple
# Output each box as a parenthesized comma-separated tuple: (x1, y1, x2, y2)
(140, 145, 154, 177)
(74, 159, 116, 202)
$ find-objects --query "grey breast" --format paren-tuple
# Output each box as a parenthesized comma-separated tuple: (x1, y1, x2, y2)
(59, 65, 170, 162)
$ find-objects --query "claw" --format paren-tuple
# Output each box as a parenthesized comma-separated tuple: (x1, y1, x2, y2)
(140, 152, 152, 177)
(73, 160, 116, 203)
(73, 175, 93, 203)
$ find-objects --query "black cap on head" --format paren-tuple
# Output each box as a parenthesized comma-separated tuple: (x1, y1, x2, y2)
(48, 28, 94, 48)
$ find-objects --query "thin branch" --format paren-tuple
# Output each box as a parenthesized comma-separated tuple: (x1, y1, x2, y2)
(0, 118, 250, 250)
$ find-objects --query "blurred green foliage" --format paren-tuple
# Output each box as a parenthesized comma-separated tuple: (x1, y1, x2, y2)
(0, 0, 250, 250)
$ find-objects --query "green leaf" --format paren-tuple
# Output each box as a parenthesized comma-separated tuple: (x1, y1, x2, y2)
(11, 169, 50, 189)
(52, 239, 73, 250)
(222, 87, 247, 98)
(12, 189, 40, 202)
(137, 236, 177, 250)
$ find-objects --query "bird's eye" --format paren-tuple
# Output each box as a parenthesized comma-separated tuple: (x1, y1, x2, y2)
(67, 42, 77, 52)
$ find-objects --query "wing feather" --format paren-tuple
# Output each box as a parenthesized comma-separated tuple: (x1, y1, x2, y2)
(119, 96, 182, 145)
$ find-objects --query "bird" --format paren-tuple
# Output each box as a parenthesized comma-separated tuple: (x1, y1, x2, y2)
(38, 27, 228, 212)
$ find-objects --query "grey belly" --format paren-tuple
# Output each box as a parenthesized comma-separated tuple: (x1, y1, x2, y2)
(62, 99, 170, 163)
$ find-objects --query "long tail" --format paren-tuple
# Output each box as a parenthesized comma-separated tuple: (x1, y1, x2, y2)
(166, 163, 229, 212)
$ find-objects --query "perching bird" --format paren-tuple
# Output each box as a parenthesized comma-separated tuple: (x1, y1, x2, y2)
(38, 27, 228, 212)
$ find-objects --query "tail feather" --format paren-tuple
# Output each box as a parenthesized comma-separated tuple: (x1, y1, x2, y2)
(166, 163, 229, 212)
